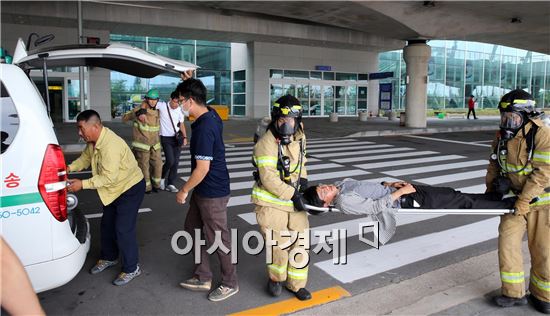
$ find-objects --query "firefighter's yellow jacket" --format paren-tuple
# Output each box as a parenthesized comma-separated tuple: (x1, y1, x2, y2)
(122, 101, 161, 152)
(486, 118, 550, 210)
(251, 129, 307, 212)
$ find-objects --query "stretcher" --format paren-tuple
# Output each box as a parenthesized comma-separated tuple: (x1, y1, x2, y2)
(305, 204, 515, 216)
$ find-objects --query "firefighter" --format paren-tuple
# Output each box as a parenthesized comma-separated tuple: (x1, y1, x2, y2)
(123, 88, 163, 193)
(486, 89, 550, 314)
(251, 95, 311, 301)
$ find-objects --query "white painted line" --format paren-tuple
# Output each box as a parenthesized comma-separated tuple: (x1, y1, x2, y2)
(177, 158, 321, 173)
(457, 184, 486, 193)
(307, 138, 359, 144)
(312, 145, 399, 158)
(315, 147, 413, 159)
(224, 169, 370, 191)
(404, 135, 492, 147)
(306, 141, 372, 149)
(221, 163, 346, 179)
(315, 217, 499, 283)
(328, 147, 426, 163)
(85, 208, 152, 219)
(308, 144, 393, 155)
(354, 155, 464, 169)
(415, 169, 487, 185)
(228, 195, 252, 207)
(383, 160, 488, 177)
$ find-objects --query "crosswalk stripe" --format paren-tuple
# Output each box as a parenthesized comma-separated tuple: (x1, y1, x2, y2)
(307, 144, 392, 155)
(353, 155, 464, 169)
(383, 160, 489, 177)
(306, 141, 372, 149)
(181, 169, 371, 190)
(457, 184, 486, 193)
(314, 217, 499, 283)
(333, 151, 438, 164)
(415, 170, 487, 185)
(315, 147, 413, 159)
(218, 163, 344, 179)
(177, 157, 320, 167)
(306, 138, 358, 144)
(308, 144, 396, 158)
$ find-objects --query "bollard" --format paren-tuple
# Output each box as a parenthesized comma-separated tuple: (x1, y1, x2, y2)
(399, 112, 406, 126)
(358, 111, 368, 121)
(329, 112, 338, 122)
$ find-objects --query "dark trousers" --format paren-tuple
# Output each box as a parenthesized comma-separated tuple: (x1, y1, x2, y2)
(161, 136, 182, 186)
(100, 179, 145, 273)
(184, 192, 238, 288)
(401, 185, 515, 209)
(467, 108, 477, 119)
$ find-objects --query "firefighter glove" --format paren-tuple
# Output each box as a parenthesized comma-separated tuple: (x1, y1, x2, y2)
(299, 178, 308, 193)
(291, 189, 307, 212)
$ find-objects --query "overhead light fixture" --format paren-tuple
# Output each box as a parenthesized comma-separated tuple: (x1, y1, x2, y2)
(510, 17, 522, 24)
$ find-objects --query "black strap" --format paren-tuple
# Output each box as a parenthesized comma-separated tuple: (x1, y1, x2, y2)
(165, 103, 180, 136)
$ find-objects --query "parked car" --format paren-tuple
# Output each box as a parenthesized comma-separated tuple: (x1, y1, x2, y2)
(0, 38, 196, 292)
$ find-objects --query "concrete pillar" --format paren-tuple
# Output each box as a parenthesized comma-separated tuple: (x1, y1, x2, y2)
(403, 40, 431, 128)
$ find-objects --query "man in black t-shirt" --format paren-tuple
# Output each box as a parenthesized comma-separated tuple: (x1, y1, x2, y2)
(175, 78, 238, 302)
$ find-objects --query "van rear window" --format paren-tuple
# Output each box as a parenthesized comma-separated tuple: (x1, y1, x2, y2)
(0, 82, 20, 154)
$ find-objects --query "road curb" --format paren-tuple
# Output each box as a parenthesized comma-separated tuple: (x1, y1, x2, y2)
(346, 125, 497, 138)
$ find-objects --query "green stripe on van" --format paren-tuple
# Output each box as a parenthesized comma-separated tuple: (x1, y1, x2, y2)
(0, 193, 43, 207)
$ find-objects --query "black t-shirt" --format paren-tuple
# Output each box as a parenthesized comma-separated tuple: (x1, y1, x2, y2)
(189, 107, 230, 198)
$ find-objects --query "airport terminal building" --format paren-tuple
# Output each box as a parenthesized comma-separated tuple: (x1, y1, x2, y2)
(1, 1, 549, 124)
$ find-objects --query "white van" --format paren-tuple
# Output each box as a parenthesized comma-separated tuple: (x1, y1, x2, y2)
(0, 38, 196, 292)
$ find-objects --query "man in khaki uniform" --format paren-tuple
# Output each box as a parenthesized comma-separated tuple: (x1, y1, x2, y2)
(123, 89, 163, 193)
(486, 89, 550, 314)
(251, 95, 311, 301)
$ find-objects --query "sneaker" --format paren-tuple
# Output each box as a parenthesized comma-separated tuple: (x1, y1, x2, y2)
(179, 277, 212, 292)
(529, 294, 550, 314)
(165, 184, 179, 193)
(208, 285, 239, 302)
(90, 259, 118, 275)
(113, 265, 142, 286)
(494, 295, 528, 307)
(160, 179, 166, 190)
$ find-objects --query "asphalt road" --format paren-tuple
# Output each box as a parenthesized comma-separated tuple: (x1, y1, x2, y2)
(37, 131, 539, 315)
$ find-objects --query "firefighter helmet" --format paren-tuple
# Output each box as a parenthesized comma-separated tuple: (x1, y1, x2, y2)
(270, 95, 302, 143)
(498, 89, 536, 137)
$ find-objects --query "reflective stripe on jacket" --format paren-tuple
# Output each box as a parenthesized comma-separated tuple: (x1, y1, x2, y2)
(486, 119, 550, 210)
(251, 129, 307, 212)
(122, 102, 161, 152)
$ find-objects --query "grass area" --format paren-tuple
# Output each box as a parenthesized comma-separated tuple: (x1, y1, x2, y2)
(427, 109, 499, 116)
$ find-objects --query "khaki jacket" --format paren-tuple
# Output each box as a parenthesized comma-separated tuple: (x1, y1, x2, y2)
(68, 127, 143, 206)
(486, 118, 550, 211)
(251, 129, 307, 212)
(122, 101, 161, 151)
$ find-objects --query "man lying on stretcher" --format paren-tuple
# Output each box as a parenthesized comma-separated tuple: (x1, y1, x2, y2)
(301, 178, 516, 244)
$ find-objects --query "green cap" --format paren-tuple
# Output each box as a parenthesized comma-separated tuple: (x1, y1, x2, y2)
(145, 88, 159, 99)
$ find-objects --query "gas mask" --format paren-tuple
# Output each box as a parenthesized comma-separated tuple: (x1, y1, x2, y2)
(499, 111, 525, 140)
(274, 117, 298, 145)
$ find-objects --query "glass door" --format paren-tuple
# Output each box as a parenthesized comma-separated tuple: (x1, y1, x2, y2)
(323, 85, 334, 115)
(310, 85, 322, 116)
(64, 76, 88, 122)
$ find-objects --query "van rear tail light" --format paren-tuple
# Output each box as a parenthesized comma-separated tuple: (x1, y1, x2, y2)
(38, 144, 68, 222)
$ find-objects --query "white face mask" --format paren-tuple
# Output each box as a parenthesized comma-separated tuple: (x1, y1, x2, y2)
(182, 108, 190, 117)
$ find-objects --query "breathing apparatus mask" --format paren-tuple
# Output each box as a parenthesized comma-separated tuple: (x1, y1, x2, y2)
(497, 90, 537, 140)
(271, 95, 303, 145)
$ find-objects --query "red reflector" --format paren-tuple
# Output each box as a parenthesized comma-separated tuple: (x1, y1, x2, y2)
(38, 144, 68, 222)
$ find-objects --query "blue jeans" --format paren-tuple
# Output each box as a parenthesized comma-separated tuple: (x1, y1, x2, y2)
(161, 136, 182, 186)
(100, 179, 145, 273)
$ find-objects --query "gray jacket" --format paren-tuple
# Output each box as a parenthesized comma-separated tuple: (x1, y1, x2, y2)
(334, 178, 400, 244)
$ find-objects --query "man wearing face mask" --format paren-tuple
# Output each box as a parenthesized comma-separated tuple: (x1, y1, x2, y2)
(251, 95, 311, 301)
(486, 89, 550, 313)
(122, 89, 163, 193)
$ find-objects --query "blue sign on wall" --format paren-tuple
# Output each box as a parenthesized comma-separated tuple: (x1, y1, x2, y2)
(369, 72, 394, 80)
(315, 65, 332, 71)
(379, 83, 393, 110)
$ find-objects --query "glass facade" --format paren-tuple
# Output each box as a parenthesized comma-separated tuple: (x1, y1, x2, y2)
(379, 40, 550, 110)
(269, 69, 368, 117)
(109, 35, 231, 117)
